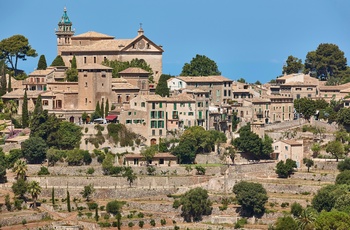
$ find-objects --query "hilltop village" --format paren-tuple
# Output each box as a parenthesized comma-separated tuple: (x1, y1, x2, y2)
(1, 7, 350, 230)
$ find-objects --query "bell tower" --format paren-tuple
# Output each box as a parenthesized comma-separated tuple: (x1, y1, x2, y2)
(55, 7, 74, 48)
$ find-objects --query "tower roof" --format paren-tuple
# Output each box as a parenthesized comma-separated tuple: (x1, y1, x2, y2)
(59, 7, 72, 25)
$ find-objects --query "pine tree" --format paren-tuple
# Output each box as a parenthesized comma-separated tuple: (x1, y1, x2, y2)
(22, 90, 29, 128)
(52, 187, 55, 205)
(51, 55, 65, 67)
(37, 55, 47, 70)
(100, 101, 104, 118)
(67, 190, 71, 212)
(71, 55, 77, 69)
(105, 99, 109, 117)
(7, 75, 12, 92)
(0, 61, 7, 96)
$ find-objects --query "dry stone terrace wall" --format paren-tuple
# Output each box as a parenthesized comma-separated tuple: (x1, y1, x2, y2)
(27, 165, 222, 177)
(40, 187, 177, 200)
(29, 175, 212, 190)
(0, 212, 49, 227)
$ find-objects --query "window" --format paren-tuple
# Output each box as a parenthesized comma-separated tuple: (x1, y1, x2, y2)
(296, 94, 300, 99)
(152, 130, 155, 136)
(308, 94, 311, 98)
(85, 82, 88, 87)
(158, 120, 164, 128)
(188, 112, 194, 116)
(128, 112, 132, 116)
(159, 102, 162, 108)
(173, 103, 177, 110)
(159, 130, 162, 136)
(84, 74, 87, 78)
(151, 121, 157, 128)
(158, 111, 163, 118)
(84, 57, 87, 64)
(104, 57, 107, 62)
(42, 100, 49, 106)
(85, 98, 87, 105)
(141, 102, 145, 107)
(152, 103, 156, 109)
(275, 146, 278, 150)
(150, 111, 157, 119)
(224, 90, 227, 96)
(126, 120, 132, 124)
(102, 74, 106, 78)
(94, 57, 96, 63)
(134, 102, 137, 106)
(285, 146, 288, 150)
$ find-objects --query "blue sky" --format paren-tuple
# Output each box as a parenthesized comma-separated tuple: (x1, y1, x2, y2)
(2, 0, 350, 83)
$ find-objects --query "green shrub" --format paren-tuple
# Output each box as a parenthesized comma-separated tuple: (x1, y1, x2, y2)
(128, 222, 134, 227)
(138, 220, 144, 228)
(38, 166, 50, 175)
(87, 167, 95, 175)
(150, 219, 156, 226)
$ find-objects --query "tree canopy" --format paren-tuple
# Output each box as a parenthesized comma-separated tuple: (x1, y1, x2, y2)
(282, 55, 304, 75)
(37, 55, 47, 70)
(304, 43, 347, 82)
(0, 35, 37, 76)
(314, 210, 350, 230)
(294, 98, 316, 120)
(275, 159, 297, 178)
(102, 58, 153, 79)
(155, 74, 172, 96)
(233, 181, 268, 217)
(326, 140, 345, 162)
(312, 184, 348, 212)
(232, 124, 272, 159)
(21, 136, 48, 164)
(180, 54, 221, 76)
(173, 187, 212, 222)
(51, 55, 65, 66)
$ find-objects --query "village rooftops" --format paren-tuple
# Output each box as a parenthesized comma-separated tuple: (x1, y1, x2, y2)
(176, 76, 232, 83)
(119, 67, 149, 74)
(72, 31, 115, 39)
(281, 139, 303, 146)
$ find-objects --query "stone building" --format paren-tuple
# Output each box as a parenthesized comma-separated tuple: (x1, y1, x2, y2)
(272, 139, 303, 167)
(56, 7, 164, 82)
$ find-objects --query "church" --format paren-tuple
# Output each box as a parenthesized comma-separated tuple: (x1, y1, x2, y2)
(2, 7, 164, 124)
(56, 7, 164, 82)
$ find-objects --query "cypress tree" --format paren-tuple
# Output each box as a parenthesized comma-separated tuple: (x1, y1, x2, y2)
(71, 55, 77, 69)
(52, 187, 55, 205)
(0, 61, 7, 96)
(105, 99, 109, 117)
(100, 101, 104, 118)
(67, 190, 71, 212)
(33, 95, 43, 116)
(7, 75, 12, 92)
(51, 55, 65, 67)
(94, 205, 99, 221)
(37, 55, 47, 70)
(95, 101, 101, 117)
(22, 90, 29, 128)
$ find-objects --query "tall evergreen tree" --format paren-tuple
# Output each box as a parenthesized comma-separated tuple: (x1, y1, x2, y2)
(7, 75, 12, 92)
(95, 101, 101, 117)
(37, 55, 47, 70)
(155, 74, 172, 96)
(52, 187, 55, 205)
(71, 55, 77, 69)
(51, 55, 65, 67)
(33, 95, 43, 116)
(22, 90, 29, 128)
(67, 190, 71, 212)
(100, 101, 104, 118)
(0, 61, 7, 96)
(105, 99, 109, 117)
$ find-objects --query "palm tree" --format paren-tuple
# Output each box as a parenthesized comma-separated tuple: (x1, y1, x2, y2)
(4, 100, 18, 118)
(13, 159, 27, 180)
(297, 208, 316, 230)
(28, 181, 42, 209)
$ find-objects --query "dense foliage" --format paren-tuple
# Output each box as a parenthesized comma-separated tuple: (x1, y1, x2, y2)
(232, 124, 272, 159)
(102, 58, 153, 79)
(275, 159, 297, 178)
(51, 55, 65, 66)
(172, 126, 226, 163)
(0, 34, 37, 76)
(233, 181, 268, 217)
(180, 54, 221, 76)
(155, 74, 172, 96)
(37, 54, 47, 70)
(173, 187, 212, 222)
(282, 55, 304, 74)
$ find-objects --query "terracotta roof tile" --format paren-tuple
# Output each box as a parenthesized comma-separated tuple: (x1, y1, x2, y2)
(73, 31, 114, 39)
(119, 67, 149, 74)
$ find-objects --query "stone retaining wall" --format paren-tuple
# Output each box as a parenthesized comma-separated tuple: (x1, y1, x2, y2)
(0, 212, 49, 226)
